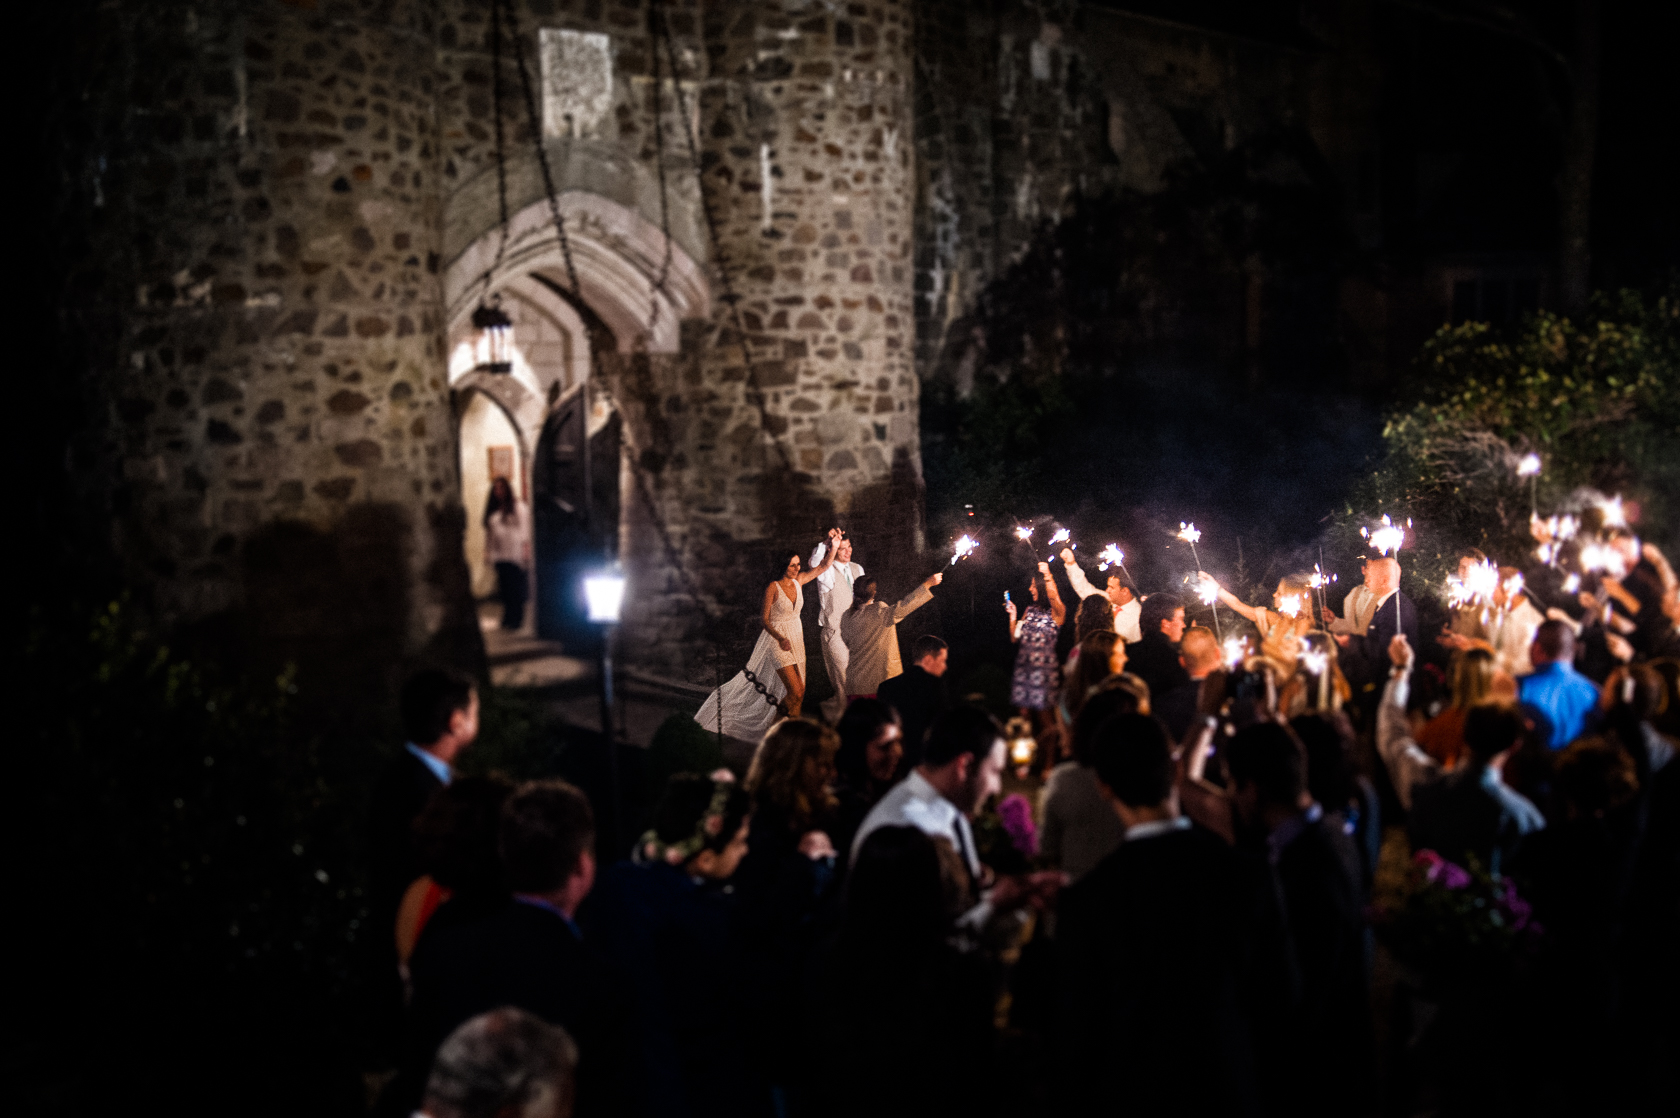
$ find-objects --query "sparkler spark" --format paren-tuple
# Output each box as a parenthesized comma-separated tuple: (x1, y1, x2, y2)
(1363, 514, 1405, 556)
(1516, 453, 1542, 477)
(1097, 543, 1125, 571)
(1448, 559, 1500, 610)
(1278, 594, 1302, 618)
(1578, 542, 1625, 577)
(1223, 636, 1247, 669)
(1596, 494, 1627, 528)
(1176, 522, 1201, 545)
(1194, 579, 1219, 607)
(1047, 528, 1071, 547)
(1298, 646, 1329, 676)
(1562, 573, 1581, 593)
(950, 535, 978, 566)
(1014, 525, 1033, 542)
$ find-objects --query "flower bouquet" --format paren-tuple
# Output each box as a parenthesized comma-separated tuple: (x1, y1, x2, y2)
(971, 793, 1038, 875)
(1371, 849, 1542, 995)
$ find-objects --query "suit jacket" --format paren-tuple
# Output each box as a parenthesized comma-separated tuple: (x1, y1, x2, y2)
(1055, 826, 1261, 1116)
(1157, 678, 1208, 743)
(402, 898, 607, 1112)
(367, 748, 445, 919)
(1249, 814, 1374, 1113)
(877, 665, 947, 770)
(1343, 590, 1418, 692)
(1126, 631, 1190, 706)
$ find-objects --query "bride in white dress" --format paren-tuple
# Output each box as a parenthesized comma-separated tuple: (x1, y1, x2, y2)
(697, 529, 841, 740)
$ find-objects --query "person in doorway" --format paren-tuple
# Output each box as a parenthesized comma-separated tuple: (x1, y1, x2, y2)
(875, 635, 948, 773)
(812, 534, 865, 723)
(694, 530, 841, 737)
(840, 572, 942, 700)
(484, 476, 532, 631)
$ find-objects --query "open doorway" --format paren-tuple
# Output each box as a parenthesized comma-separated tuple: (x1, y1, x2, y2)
(533, 385, 621, 647)
(457, 390, 530, 634)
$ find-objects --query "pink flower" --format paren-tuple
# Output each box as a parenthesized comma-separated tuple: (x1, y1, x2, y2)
(998, 794, 1038, 857)
(1413, 849, 1444, 883)
(1440, 862, 1472, 890)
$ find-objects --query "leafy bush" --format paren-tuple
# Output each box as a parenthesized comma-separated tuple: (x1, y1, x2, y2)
(1341, 286, 1680, 591)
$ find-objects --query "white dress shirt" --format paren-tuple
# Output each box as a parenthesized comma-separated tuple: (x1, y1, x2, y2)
(852, 769, 1004, 937)
(1063, 561, 1143, 642)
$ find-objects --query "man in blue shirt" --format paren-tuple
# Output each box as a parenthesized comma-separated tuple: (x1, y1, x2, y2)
(1518, 620, 1601, 749)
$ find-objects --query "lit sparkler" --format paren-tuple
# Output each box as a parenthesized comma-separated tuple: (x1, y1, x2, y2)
(1298, 645, 1329, 677)
(1516, 453, 1542, 477)
(1278, 593, 1302, 618)
(1178, 522, 1221, 637)
(1362, 514, 1405, 556)
(1014, 525, 1034, 542)
(1579, 542, 1625, 578)
(1596, 494, 1627, 528)
(1562, 573, 1581, 594)
(1447, 558, 1500, 620)
(949, 534, 978, 566)
(1096, 543, 1139, 591)
(1223, 636, 1247, 670)
(1047, 528, 1071, 548)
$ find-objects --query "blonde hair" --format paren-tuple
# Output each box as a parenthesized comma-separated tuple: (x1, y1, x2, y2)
(1450, 648, 1498, 711)
(746, 718, 840, 831)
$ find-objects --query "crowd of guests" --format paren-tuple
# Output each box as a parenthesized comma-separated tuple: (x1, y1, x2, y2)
(369, 526, 1680, 1117)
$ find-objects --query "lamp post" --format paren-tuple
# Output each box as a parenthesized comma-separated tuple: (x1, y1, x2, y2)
(584, 569, 626, 853)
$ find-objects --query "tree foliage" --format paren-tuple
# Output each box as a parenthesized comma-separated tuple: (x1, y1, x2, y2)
(1342, 286, 1680, 588)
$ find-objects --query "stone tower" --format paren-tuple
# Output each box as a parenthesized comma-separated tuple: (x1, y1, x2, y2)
(73, 0, 478, 696)
(59, 0, 927, 687)
(618, 0, 923, 673)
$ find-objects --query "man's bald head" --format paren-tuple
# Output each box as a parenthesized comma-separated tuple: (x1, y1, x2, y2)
(1178, 626, 1222, 679)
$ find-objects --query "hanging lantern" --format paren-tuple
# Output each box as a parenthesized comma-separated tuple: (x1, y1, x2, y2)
(471, 295, 514, 374)
(1005, 716, 1037, 777)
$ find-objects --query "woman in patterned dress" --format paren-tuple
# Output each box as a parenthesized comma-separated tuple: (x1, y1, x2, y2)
(1007, 560, 1067, 713)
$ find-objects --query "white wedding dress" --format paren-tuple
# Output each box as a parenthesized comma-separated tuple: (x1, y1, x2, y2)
(694, 581, 803, 742)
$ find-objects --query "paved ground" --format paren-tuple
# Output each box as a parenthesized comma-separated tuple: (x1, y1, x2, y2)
(479, 605, 761, 768)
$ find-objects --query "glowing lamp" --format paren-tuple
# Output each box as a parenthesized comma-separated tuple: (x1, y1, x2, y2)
(1005, 716, 1037, 775)
(471, 296, 514, 374)
(584, 571, 626, 624)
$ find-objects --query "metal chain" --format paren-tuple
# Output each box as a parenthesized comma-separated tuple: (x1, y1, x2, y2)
(478, 0, 512, 306)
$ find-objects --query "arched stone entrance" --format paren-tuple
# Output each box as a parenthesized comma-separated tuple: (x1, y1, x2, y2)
(443, 193, 708, 649)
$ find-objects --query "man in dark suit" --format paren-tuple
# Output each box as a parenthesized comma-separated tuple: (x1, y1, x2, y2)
(368, 669, 481, 928)
(877, 634, 949, 771)
(1337, 555, 1419, 697)
(1125, 593, 1191, 704)
(1226, 722, 1373, 1116)
(402, 780, 604, 1114)
(1156, 625, 1221, 742)
(1055, 713, 1262, 1115)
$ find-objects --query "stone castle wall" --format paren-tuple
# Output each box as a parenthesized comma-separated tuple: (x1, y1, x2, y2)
(76, 0, 479, 703)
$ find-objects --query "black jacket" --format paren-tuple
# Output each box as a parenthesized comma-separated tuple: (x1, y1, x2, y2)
(877, 665, 947, 771)
(1344, 590, 1419, 693)
(1055, 825, 1262, 1116)
(367, 748, 445, 918)
(1127, 630, 1190, 705)
(402, 897, 608, 1112)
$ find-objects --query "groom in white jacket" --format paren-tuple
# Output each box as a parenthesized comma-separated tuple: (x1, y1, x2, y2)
(812, 533, 865, 722)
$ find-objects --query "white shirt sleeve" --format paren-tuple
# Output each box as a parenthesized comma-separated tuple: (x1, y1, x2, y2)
(1063, 561, 1100, 601)
(1377, 671, 1438, 811)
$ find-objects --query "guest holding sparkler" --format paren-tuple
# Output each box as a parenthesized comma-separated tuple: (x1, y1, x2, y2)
(1060, 546, 1142, 642)
(1331, 555, 1418, 695)
(1440, 565, 1545, 679)
(840, 571, 943, 700)
(1005, 561, 1066, 713)
(1198, 572, 1317, 676)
